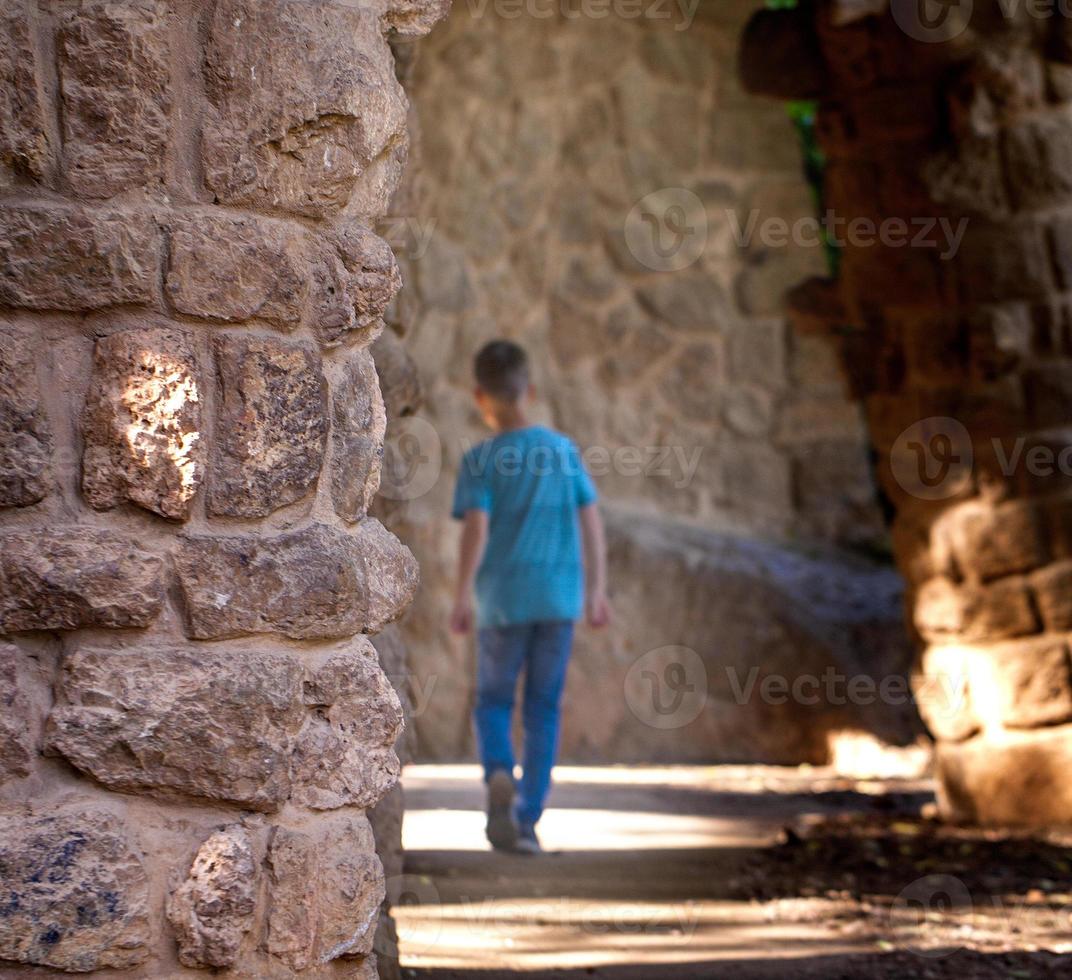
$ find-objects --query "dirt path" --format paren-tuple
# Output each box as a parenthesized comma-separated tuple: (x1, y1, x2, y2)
(394, 765, 1072, 980)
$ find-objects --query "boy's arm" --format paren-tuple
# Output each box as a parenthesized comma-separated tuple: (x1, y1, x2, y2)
(579, 503, 610, 628)
(450, 509, 489, 634)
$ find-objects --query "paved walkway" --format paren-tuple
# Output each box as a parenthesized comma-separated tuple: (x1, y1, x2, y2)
(393, 764, 979, 979)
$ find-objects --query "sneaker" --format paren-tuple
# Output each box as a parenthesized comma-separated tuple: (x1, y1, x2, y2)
(485, 769, 518, 852)
(514, 824, 543, 856)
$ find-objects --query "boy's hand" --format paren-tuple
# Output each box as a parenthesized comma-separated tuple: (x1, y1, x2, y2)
(586, 590, 611, 629)
(450, 598, 474, 634)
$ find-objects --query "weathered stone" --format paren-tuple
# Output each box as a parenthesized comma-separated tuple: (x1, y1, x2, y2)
(82, 326, 204, 521)
(938, 728, 1072, 825)
(413, 234, 473, 312)
(0, 527, 164, 632)
(637, 274, 734, 332)
(372, 326, 422, 419)
(914, 576, 1040, 644)
(0, 644, 36, 785)
(1002, 110, 1072, 211)
(660, 343, 722, 422)
(291, 640, 404, 810)
(0, 806, 150, 971)
(267, 817, 384, 970)
(175, 521, 418, 640)
(333, 350, 387, 523)
(311, 224, 402, 348)
(738, 6, 826, 100)
(0, 328, 51, 506)
(202, 0, 407, 217)
(164, 212, 306, 326)
(949, 500, 1049, 583)
(976, 639, 1072, 730)
(1031, 560, 1072, 631)
(167, 826, 258, 968)
(0, 205, 159, 311)
(58, 0, 170, 197)
(916, 645, 979, 743)
(0, 10, 51, 184)
(208, 334, 328, 518)
(46, 646, 305, 811)
(384, 0, 452, 36)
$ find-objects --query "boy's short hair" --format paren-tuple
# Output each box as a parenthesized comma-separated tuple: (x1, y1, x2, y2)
(474, 340, 530, 401)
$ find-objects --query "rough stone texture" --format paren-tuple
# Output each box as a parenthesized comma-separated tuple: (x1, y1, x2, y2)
(164, 212, 307, 327)
(175, 521, 418, 641)
(208, 334, 328, 518)
(202, 0, 408, 218)
(167, 826, 258, 968)
(0, 327, 51, 507)
(0, 527, 164, 632)
(57, 0, 170, 197)
(332, 350, 387, 523)
(46, 646, 306, 811)
(0, 644, 36, 785)
(82, 326, 204, 520)
(292, 640, 404, 810)
(0, 10, 51, 187)
(372, 326, 421, 420)
(0, 806, 150, 971)
(0, 205, 159, 311)
(267, 817, 385, 970)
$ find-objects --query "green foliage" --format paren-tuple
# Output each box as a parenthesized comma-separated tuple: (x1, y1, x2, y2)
(786, 99, 840, 276)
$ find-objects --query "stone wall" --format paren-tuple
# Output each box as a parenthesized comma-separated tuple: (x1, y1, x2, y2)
(381, 0, 911, 762)
(745, 0, 1072, 826)
(0, 0, 446, 975)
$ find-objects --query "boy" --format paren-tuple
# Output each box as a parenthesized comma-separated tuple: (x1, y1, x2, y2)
(449, 340, 609, 856)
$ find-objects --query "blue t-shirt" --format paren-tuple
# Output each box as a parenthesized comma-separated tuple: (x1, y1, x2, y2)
(452, 426, 598, 628)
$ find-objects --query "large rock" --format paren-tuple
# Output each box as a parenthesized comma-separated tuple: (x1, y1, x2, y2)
(291, 641, 404, 810)
(202, 0, 408, 217)
(164, 212, 306, 326)
(57, 0, 170, 197)
(167, 826, 258, 968)
(175, 521, 418, 641)
(46, 646, 305, 811)
(372, 327, 422, 419)
(556, 508, 918, 764)
(0, 805, 150, 971)
(82, 326, 204, 520)
(0, 205, 159, 311)
(0, 9, 52, 185)
(0, 327, 52, 507)
(0, 643, 37, 785)
(332, 350, 386, 523)
(208, 334, 328, 518)
(0, 527, 164, 632)
(267, 817, 384, 970)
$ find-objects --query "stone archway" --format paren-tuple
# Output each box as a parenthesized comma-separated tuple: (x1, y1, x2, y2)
(744, 0, 1072, 827)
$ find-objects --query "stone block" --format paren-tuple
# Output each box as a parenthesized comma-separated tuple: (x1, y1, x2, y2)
(208, 334, 328, 518)
(0, 527, 164, 632)
(0, 205, 159, 311)
(659, 342, 722, 422)
(384, 0, 452, 36)
(332, 350, 386, 523)
(167, 826, 258, 968)
(729, 320, 786, 388)
(0, 643, 36, 785)
(1002, 109, 1072, 211)
(1032, 560, 1072, 631)
(291, 641, 404, 810)
(413, 234, 473, 313)
(637, 274, 733, 333)
(202, 0, 407, 217)
(82, 326, 204, 520)
(311, 223, 401, 348)
(164, 212, 306, 326)
(0, 805, 150, 971)
(0, 10, 52, 184)
(371, 327, 421, 419)
(0, 328, 51, 506)
(938, 728, 1072, 826)
(916, 645, 978, 743)
(723, 440, 793, 518)
(175, 521, 417, 640)
(597, 303, 669, 389)
(976, 639, 1072, 730)
(954, 221, 1053, 304)
(1024, 362, 1072, 429)
(58, 0, 170, 197)
(267, 817, 384, 970)
(949, 500, 1049, 583)
(914, 575, 1039, 644)
(47, 645, 305, 811)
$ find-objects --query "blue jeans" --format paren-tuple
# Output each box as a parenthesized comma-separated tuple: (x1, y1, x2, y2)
(475, 620, 575, 829)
